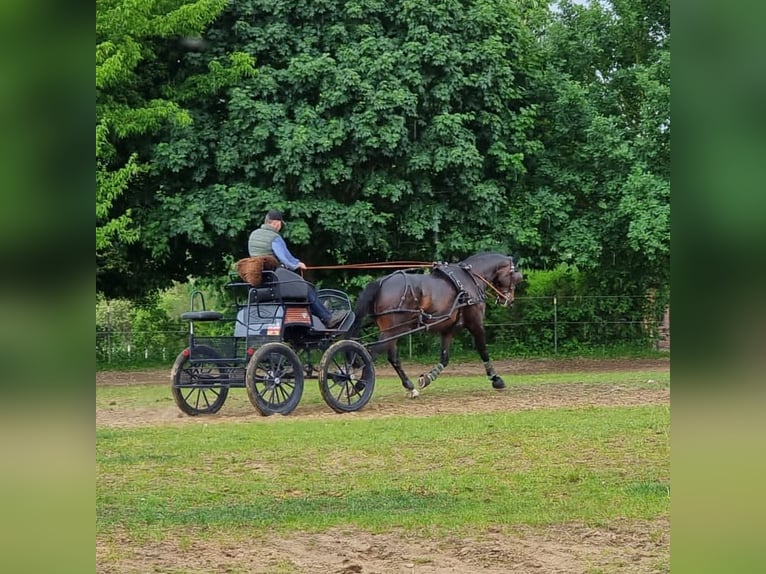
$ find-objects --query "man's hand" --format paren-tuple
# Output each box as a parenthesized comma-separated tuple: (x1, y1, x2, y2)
(296, 262, 307, 270)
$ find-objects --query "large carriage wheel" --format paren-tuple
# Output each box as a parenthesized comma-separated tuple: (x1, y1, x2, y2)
(246, 343, 304, 416)
(171, 345, 229, 416)
(318, 340, 376, 413)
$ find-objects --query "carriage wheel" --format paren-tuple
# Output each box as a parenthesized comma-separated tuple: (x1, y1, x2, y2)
(171, 345, 229, 416)
(246, 343, 304, 416)
(318, 340, 376, 413)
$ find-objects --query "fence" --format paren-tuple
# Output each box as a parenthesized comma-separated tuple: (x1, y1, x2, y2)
(95, 295, 669, 367)
(96, 329, 188, 365)
(391, 294, 668, 359)
(492, 294, 668, 354)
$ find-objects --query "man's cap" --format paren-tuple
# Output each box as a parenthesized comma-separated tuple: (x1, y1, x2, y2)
(266, 209, 284, 222)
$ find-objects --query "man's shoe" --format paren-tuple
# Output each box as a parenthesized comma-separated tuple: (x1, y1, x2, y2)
(325, 310, 348, 329)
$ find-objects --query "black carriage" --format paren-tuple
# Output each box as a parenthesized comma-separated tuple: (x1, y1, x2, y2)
(170, 270, 375, 416)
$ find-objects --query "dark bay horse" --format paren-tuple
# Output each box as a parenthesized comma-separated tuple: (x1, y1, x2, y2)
(348, 252, 523, 397)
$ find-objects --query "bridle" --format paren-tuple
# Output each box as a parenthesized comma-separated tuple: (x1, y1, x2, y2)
(472, 261, 516, 307)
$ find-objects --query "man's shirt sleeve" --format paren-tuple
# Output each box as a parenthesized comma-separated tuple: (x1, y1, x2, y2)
(271, 236, 302, 270)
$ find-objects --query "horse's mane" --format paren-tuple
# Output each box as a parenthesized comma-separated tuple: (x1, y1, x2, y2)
(460, 251, 509, 264)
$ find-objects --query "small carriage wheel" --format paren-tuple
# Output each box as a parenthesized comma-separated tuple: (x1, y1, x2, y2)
(318, 340, 376, 413)
(171, 345, 229, 416)
(246, 343, 304, 416)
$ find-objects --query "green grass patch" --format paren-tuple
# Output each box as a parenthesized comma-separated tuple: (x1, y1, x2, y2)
(97, 404, 669, 536)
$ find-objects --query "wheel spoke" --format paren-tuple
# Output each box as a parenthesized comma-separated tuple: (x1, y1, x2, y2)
(275, 383, 290, 405)
(264, 385, 277, 405)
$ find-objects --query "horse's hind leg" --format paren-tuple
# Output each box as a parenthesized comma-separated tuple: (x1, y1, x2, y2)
(418, 333, 453, 389)
(386, 343, 418, 398)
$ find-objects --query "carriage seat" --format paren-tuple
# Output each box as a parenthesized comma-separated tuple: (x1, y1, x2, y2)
(248, 268, 312, 304)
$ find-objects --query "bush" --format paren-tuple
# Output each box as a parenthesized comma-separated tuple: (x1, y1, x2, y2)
(97, 269, 668, 370)
(481, 265, 667, 355)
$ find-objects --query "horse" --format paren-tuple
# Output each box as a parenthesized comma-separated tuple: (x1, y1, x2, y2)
(348, 252, 523, 397)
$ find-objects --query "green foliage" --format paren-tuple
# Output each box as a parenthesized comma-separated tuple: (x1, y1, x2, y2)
(513, 0, 670, 295)
(96, 293, 185, 366)
(481, 266, 667, 355)
(96, 0, 255, 291)
(95, 0, 670, 338)
(521, 265, 586, 298)
(98, 0, 547, 297)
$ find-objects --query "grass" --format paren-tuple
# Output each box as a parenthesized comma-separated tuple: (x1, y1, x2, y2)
(97, 370, 669, 538)
(443, 343, 669, 362)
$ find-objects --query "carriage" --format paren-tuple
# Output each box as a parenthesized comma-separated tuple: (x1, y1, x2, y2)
(170, 270, 375, 416)
(171, 252, 522, 416)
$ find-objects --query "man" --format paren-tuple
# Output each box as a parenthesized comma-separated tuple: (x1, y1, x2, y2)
(248, 209, 348, 329)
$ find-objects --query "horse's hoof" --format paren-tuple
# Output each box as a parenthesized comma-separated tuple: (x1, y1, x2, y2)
(409, 388, 420, 399)
(418, 375, 431, 389)
(491, 377, 506, 390)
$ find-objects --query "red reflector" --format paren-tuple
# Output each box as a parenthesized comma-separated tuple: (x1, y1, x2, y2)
(247, 347, 255, 356)
(183, 348, 190, 357)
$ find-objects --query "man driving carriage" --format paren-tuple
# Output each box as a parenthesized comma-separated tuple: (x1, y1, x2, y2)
(248, 209, 348, 329)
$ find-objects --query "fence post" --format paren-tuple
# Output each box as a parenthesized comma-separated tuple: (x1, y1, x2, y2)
(106, 303, 112, 364)
(553, 295, 558, 355)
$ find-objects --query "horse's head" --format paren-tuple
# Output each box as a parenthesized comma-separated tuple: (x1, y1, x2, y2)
(461, 252, 524, 307)
(492, 256, 524, 307)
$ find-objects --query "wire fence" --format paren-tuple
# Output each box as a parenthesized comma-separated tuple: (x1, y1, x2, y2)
(95, 295, 670, 367)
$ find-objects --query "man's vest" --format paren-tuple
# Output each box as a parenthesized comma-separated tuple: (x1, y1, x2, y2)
(248, 225, 280, 257)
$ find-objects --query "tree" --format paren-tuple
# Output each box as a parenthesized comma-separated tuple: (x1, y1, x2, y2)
(96, 0, 670, 310)
(96, 0, 255, 293)
(511, 0, 669, 297)
(97, 0, 548, 297)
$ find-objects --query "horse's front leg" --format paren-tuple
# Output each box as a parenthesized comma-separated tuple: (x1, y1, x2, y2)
(418, 333, 452, 390)
(468, 324, 505, 389)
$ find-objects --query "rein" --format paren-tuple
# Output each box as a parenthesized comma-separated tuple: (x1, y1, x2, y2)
(306, 260, 511, 305)
(306, 261, 433, 270)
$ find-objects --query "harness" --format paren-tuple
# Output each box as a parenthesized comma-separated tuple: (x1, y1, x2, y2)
(370, 263, 488, 343)
(432, 263, 485, 307)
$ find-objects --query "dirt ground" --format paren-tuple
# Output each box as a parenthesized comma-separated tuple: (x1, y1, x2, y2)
(96, 357, 668, 387)
(97, 517, 669, 574)
(96, 357, 670, 574)
(96, 357, 670, 429)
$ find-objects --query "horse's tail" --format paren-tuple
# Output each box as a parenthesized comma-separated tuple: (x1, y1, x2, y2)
(347, 278, 382, 339)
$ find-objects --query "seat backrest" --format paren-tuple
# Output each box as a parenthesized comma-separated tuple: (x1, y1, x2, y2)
(245, 269, 311, 304)
(269, 268, 312, 301)
(248, 285, 278, 304)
